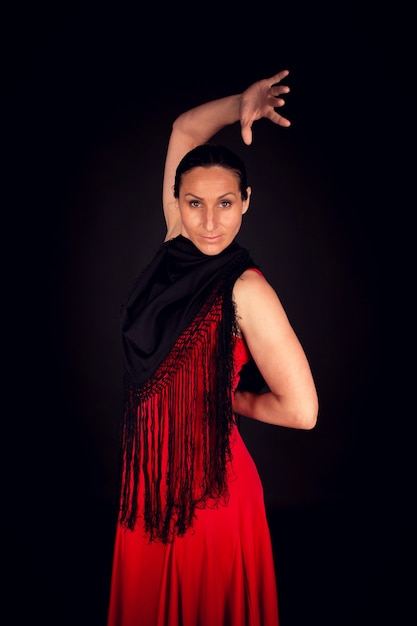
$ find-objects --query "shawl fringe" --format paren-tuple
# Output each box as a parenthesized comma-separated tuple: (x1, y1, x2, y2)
(120, 276, 240, 543)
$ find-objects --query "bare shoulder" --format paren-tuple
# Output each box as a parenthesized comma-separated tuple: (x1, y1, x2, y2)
(233, 268, 290, 333)
(234, 268, 279, 302)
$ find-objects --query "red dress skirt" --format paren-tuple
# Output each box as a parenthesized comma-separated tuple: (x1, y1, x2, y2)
(107, 336, 279, 626)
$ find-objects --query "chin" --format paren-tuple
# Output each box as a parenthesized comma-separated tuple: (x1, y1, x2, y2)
(196, 242, 228, 256)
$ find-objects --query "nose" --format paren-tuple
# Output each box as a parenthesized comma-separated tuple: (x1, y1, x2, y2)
(203, 207, 216, 231)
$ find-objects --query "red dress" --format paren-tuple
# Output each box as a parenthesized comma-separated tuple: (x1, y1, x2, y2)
(107, 335, 279, 626)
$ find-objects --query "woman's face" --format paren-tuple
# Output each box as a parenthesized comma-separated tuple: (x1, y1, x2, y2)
(177, 166, 251, 256)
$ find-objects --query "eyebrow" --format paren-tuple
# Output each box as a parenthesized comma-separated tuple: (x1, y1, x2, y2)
(183, 191, 237, 200)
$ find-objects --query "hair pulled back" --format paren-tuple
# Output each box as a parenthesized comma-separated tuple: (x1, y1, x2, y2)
(174, 143, 249, 201)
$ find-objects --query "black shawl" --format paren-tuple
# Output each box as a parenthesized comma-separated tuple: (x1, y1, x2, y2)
(119, 235, 257, 543)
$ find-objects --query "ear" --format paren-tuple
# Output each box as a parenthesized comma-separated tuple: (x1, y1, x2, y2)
(242, 186, 251, 215)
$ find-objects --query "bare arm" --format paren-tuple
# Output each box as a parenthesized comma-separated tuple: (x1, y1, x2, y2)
(233, 270, 318, 430)
(162, 70, 291, 241)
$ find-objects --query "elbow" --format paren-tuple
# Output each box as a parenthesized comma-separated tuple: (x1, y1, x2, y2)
(299, 412, 318, 431)
(289, 395, 319, 430)
(298, 396, 319, 430)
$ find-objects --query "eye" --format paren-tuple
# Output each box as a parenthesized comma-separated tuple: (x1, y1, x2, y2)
(220, 200, 232, 208)
(189, 200, 202, 208)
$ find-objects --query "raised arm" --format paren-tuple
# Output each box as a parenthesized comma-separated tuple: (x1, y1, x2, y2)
(162, 70, 291, 241)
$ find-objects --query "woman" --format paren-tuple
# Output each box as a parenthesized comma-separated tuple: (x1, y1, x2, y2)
(107, 69, 318, 626)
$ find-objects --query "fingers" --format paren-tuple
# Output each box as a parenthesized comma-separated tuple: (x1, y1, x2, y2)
(239, 70, 291, 143)
(267, 95, 287, 108)
(241, 111, 290, 146)
(270, 85, 290, 99)
(267, 110, 291, 127)
(240, 123, 253, 146)
(267, 69, 290, 86)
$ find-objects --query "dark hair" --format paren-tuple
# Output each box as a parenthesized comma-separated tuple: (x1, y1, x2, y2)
(173, 143, 249, 200)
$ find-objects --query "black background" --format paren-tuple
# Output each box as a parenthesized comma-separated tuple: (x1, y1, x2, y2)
(4, 2, 416, 625)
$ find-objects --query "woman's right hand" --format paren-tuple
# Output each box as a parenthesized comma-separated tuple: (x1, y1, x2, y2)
(239, 70, 291, 145)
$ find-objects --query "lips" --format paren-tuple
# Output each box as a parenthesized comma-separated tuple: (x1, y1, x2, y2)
(201, 235, 222, 242)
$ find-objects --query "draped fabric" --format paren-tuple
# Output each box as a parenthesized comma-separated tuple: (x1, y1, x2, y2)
(108, 235, 280, 625)
(107, 337, 280, 626)
(121, 234, 256, 386)
(119, 235, 257, 543)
